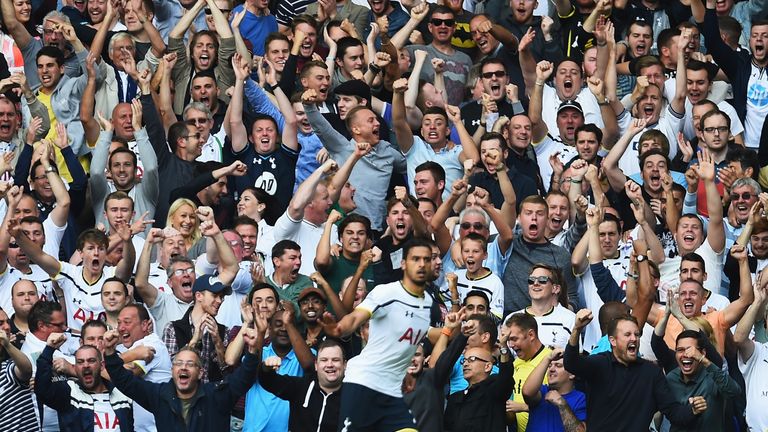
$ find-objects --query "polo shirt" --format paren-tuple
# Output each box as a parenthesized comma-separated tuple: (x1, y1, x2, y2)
(244, 344, 309, 432)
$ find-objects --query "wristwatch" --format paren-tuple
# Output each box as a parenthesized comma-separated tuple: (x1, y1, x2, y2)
(45, 166, 56, 174)
(636, 254, 648, 263)
(499, 348, 509, 356)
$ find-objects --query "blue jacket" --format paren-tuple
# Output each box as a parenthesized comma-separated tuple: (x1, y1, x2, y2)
(105, 349, 260, 432)
(35, 346, 134, 432)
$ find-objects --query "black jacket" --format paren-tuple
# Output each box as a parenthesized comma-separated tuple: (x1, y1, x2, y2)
(405, 334, 468, 432)
(105, 350, 260, 432)
(563, 342, 697, 432)
(443, 352, 514, 432)
(259, 370, 341, 432)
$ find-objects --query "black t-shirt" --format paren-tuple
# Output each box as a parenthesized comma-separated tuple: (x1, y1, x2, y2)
(230, 142, 299, 215)
(469, 169, 538, 211)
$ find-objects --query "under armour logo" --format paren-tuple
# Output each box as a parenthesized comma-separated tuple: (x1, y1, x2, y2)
(405, 311, 414, 318)
(471, 119, 481, 126)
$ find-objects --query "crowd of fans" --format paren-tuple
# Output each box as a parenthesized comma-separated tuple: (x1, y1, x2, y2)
(0, 0, 767, 430)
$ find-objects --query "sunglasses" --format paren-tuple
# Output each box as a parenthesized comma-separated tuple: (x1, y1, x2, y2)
(527, 276, 552, 285)
(460, 222, 486, 231)
(8, 243, 18, 249)
(730, 192, 753, 201)
(204, 8, 231, 14)
(430, 18, 455, 27)
(482, 71, 506, 79)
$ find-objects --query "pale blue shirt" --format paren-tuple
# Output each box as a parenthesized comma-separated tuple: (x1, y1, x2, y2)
(243, 344, 314, 432)
(404, 136, 464, 202)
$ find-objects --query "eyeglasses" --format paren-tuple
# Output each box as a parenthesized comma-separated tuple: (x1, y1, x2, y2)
(527, 276, 552, 285)
(430, 18, 455, 27)
(482, 71, 506, 79)
(730, 192, 753, 201)
(173, 268, 195, 277)
(461, 355, 491, 364)
(47, 321, 66, 329)
(184, 133, 202, 140)
(460, 222, 486, 231)
(703, 126, 728, 134)
(172, 360, 200, 368)
(32, 175, 49, 181)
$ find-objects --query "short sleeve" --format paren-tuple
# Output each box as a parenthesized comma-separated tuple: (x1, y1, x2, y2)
(739, 341, 768, 376)
(54, 262, 76, 282)
(357, 285, 390, 317)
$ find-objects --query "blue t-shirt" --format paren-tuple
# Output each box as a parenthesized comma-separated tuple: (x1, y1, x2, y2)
(231, 5, 277, 56)
(526, 385, 587, 432)
(243, 344, 315, 432)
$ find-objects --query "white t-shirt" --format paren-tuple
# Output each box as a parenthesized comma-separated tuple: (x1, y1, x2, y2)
(541, 85, 605, 140)
(739, 341, 768, 430)
(117, 333, 171, 432)
(451, 268, 504, 319)
(148, 290, 191, 337)
(682, 99, 744, 142)
(695, 240, 726, 297)
(54, 263, 117, 333)
(0, 264, 56, 314)
(271, 212, 337, 276)
(616, 105, 684, 177)
(510, 305, 575, 348)
(147, 262, 170, 293)
(744, 64, 768, 148)
(533, 135, 579, 191)
(92, 393, 120, 432)
(42, 216, 67, 259)
(344, 281, 433, 398)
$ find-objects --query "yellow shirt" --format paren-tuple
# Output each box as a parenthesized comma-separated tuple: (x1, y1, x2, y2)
(36, 91, 75, 183)
(512, 346, 551, 432)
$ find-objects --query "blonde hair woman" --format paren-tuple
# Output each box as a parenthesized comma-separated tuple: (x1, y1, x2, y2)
(166, 198, 200, 249)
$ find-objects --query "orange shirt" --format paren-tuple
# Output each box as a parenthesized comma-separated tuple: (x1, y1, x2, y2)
(662, 310, 727, 356)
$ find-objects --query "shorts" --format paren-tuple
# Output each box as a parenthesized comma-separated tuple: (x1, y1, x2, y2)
(338, 383, 418, 432)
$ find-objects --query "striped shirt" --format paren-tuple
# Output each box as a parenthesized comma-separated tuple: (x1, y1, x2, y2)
(0, 360, 38, 431)
(274, 0, 315, 26)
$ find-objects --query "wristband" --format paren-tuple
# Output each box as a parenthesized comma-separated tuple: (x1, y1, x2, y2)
(570, 178, 582, 183)
(535, 80, 545, 86)
(596, 41, 607, 47)
(441, 327, 452, 337)
(369, 63, 382, 74)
